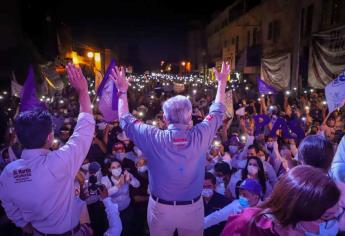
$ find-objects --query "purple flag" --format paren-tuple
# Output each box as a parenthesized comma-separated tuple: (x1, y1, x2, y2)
(97, 60, 118, 122)
(257, 77, 277, 94)
(269, 117, 294, 139)
(19, 65, 46, 112)
(253, 114, 270, 135)
(288, 119, 305, 141)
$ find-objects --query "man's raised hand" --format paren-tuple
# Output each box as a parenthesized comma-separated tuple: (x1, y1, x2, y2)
(213, 61, 231, 84)
(110, 66, 129, 93)
(65, 63, 88, 94)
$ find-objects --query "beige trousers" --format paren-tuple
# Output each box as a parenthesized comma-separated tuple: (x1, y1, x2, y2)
(147, 196, 204, 236)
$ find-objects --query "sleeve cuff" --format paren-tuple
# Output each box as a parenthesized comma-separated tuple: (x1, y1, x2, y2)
(102, 197, 112, 206)
(210, 102, 226, 114)
(120, 113, 139, 129)
(77, 112, 95, 125)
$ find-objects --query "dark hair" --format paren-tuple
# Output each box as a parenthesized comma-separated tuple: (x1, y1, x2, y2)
(104, 159, 121, 186)
(15, 110, 52, 149)
(248, 144, 260, 153)
(241, 157, 267, 195)
(205, 172, 216, 185)
(251, 166, 340, 228)
(214, 161, 231, 176)
(298, 135, 334, 171)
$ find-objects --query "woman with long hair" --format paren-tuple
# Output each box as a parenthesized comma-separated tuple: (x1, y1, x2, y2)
(229, 157, 272, 199)
(101, 159, 140, 236)
(221, 165, 341, 236)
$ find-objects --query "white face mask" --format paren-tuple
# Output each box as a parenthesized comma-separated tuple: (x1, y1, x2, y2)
(111, 168, 122, 177)
(266, 142, 273, 149)
(258, 155, 266, 162)
(247, 165, 259, 176)
(138, 165, 148, 173)
(216, 176, 224, 184)
(201, 188, 214, 198)
(115, 153, 126, 161)
(81, 163, 90, 171)
(228, 145, 239, 154)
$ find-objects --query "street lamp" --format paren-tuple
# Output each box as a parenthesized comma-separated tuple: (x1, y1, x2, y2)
(87, 52, 94, 58)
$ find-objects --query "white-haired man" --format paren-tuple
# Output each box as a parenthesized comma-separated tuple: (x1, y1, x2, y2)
(110, 62, 230, 236)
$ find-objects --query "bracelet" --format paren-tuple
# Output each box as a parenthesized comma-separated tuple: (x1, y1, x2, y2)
(118, 91, 127, 96)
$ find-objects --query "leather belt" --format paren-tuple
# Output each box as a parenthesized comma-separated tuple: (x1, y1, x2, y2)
(34, 224, 81, 236)
(151, 194, 201, 205)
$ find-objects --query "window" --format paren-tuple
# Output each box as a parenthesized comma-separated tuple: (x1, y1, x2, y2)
(305, 4, 314, 35)
(331, 0, 341, 25)
(268, 20, 281, 43)
(300, 8, 305, 36)
(236, 36, 239, 54)
(273, 20, 281, 43)
(253, 28, 258, 45)
(268, 22, 273, 40)
(247, 30, 251, 46)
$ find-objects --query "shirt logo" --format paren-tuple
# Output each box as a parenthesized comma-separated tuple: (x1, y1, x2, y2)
(172, 138, 188, 147)
(13, 168, 32, 183)
(205, 114, 214, 121)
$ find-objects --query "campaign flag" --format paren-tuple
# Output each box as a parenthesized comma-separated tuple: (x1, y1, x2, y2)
(97, 60, 118, 122)
(19, 65, 46, 112)
(257, 77, 277, 95)
(325, 72, 345, 113)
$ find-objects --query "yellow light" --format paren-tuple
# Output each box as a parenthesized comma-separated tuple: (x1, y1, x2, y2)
(87, 52, 94, 58)
(94, 53, 101, 62)
(181, 61, 186, 66)
(72, 51, 79, 65)
(94, 52, 101, 70)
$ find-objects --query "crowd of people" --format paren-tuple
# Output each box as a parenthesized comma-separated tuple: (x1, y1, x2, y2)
(0, 61, 344, 236)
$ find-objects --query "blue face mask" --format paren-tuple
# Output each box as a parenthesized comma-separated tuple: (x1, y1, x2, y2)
(304, 220, 339, 236)
(238, 196, 250, 208)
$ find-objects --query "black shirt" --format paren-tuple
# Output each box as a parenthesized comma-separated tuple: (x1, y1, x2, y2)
(204, 191, 231, 236)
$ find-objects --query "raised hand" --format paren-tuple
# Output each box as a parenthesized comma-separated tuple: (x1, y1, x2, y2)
(213, 61, 231, 84)
(65, 63, 91, 114)
(65, 63, 88, 94)
(110, 66, 129, 93)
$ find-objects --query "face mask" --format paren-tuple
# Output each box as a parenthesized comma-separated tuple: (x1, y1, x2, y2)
(138, 165, 148, 173)
(228, 145, 238, 154)
(81, 163, 90, 171)
(238, 196, 250, 208)
(247, 165, 259, 176)
(111, 168, 122, 177)
(266, 142, 273, 149)
(202, 188, 214, 198)
(216, 176, 224, 184)
(115, 153, 126, 161)
(258, 155, 266, 162)
(303, 220, 339, 236)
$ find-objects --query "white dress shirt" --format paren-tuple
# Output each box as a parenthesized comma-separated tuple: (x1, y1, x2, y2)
(0, 112, 95, 234)
(101, 174, 140, 211)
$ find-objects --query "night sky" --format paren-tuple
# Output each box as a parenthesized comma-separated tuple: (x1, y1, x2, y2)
(20, 0, 231, 71)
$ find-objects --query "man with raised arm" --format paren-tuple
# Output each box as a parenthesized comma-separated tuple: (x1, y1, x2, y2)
(0, 63, 95, 236)
(110, 62, 230, 236)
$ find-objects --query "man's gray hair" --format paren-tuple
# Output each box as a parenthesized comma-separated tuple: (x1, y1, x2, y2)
(162, 95, 192, 125)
